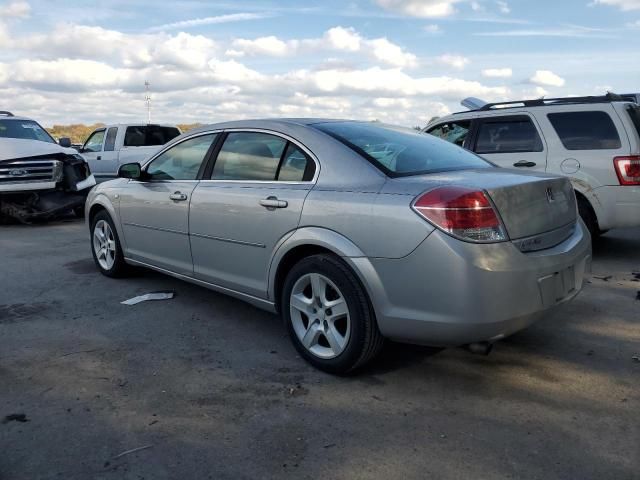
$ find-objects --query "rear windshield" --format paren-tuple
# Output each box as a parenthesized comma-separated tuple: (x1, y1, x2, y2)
(0, 119, 56, 143)
(314, 122, 491, 176)
(124, 125, 181, 147)
(547, 111, 621, 150)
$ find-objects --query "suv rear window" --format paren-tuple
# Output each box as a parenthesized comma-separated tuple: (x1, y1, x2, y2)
(475, 117, 543, 153)
(314, 121, 491, 177)
(124, 125, 181, 147)
(548, 111, 621, 150)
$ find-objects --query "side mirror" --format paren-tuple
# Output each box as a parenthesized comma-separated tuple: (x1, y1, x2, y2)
(59, 137, 72, 148)
(118, 163, 142, 180)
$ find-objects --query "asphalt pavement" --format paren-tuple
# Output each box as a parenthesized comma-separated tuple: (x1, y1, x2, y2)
(1, 219, 638, 479)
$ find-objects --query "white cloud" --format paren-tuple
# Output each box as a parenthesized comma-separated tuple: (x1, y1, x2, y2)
(368, 37, 417, 67)
(437, 54, 469, 69)
(475, 24, 616, 38)
(0, 1, 30, 18)
(423, 24, 442, 34)
(225, 26, 417, 68)
(375, 0, 463, 17)
(529, 70, 565, 87)
(496, 1, 510, 13)
(481, 67, 512, 78)
(226, 36, 292, 57)
(147, 12, 273, 32)
(591, 0, 640, 10)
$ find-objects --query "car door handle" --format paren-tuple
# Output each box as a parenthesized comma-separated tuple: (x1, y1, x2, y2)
(169, 192, 188, 201)
(513, 160, 536, 167)
(97, 155, 102, 160)
(260, 196, 288, 209)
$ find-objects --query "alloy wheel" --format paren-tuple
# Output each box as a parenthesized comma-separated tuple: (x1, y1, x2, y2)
(290, 273, 351, 359)
(93, 219, 116, 271)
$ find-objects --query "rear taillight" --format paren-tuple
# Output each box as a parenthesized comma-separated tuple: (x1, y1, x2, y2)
(614, 156, 640, 185)
(412, 186, 507, 243)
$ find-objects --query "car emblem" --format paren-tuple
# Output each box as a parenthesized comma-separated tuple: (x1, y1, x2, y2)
(545, 187, 555, 203)
(9, 169, 28, 177)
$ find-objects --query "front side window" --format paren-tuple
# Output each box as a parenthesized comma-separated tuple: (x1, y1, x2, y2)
(427, 121, 471, 148)
(474, 117, 543, 154)
(146, 134, 217, 181)
(212, 132, 287, 181)
(314, 121, 491, 176)
(0, 120, 56, 143)
(104, 127, 118, 152)
(84, 130, 106, 153)
(548, 111, 622, 150)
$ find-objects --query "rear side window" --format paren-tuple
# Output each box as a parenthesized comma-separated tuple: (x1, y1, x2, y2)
(212, 132, 286, 181)
(278, 143, 315, 181)
(104, 127, 118, 151)
(124, 125, 181, 147)
(625, 105, 640, 140)
(548, 111, 621, 150)
(427, 121, 471, 148)
(475, 117, 543, 153)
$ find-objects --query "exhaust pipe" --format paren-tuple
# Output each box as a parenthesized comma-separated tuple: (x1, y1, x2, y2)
(464, 342, 493, 356)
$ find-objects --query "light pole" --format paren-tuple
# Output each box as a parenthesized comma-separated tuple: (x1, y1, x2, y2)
(144, 81, 152, 124)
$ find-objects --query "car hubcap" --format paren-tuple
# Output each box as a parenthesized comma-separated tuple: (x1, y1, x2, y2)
(93, 220, 116, 270)
(290, 273, 351, 359)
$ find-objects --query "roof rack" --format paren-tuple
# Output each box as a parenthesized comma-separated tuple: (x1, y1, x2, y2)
(0, 111, 14, 117)
(475, 92, 633, 111)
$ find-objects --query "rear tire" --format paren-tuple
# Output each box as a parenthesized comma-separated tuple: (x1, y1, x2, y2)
(577, 195, 601, 239)
(90, 211, 129, 277)
(282, 254, 384, 374)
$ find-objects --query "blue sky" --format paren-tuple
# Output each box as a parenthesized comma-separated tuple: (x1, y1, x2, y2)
(0, 0, 638, 126)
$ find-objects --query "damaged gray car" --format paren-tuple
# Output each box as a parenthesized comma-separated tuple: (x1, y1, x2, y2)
(0, 112, 96, 222)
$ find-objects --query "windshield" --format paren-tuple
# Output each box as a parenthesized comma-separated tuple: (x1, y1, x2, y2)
(0, 119, 56, 143)
(314, 121, 491, 176)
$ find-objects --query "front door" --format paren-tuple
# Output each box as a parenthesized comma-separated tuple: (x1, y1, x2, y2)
(189, 131, 317, 298)
(119, 133, 218, 274)
(470, 114, 548, 172)
(81, 128, 106, 180)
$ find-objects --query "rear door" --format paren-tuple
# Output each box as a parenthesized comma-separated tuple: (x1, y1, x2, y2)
(470, 114, 548, 172)
(189, 130, 317, 298)
(119, 133, 219, 274)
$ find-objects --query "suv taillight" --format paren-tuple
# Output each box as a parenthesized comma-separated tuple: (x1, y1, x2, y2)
(614, 156, 640, 185)
(412, 186, 507, 243)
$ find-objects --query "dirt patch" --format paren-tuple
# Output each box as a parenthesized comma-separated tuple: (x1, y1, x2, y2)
(0, 303, 51, 324)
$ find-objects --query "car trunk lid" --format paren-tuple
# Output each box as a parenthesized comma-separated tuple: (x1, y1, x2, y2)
(383, 168, 577, 243)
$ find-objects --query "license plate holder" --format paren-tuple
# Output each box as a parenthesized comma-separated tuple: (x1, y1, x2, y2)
(538, 265, 576, 307)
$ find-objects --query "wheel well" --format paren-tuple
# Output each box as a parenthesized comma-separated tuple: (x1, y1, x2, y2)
(273, 244, 337, 313)
(574, 190, 598, 221)
(88, 204, 107, 224)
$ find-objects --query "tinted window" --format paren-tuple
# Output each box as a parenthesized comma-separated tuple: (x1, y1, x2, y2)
(212, 132, 287, 181)
(0, 120, 56, 143)
(314, 122, 490, 176)
(278, 143, 315, 181)
(104, 127, 118, 151)
(548, 111, 622, 150)
(84, 130, 105, 153)
(475, 118, 543, 153)
(626, 105, 640, 140)
(427, 121, 471, 147)
(146, 134, 216, 181)
(124, 125, 181, 147)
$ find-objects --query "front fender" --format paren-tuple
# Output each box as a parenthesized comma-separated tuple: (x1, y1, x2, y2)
(85, 189, 126, 252)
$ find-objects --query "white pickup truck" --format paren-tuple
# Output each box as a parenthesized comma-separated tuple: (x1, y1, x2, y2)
(80, 124, 181, 182)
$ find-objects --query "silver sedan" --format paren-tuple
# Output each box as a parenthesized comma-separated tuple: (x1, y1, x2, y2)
(86, 119, 591, 373)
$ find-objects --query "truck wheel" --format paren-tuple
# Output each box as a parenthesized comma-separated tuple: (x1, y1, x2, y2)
(282, 254, 384, 374)
(90, 211, 129, 277)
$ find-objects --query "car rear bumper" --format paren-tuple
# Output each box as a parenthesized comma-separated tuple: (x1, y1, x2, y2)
(593, 185, 640, 230)
(357, 220, 591, 346)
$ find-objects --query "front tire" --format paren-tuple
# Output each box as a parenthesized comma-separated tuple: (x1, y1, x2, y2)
(90, 211, 129, 277)
(282, 254, 384, 374)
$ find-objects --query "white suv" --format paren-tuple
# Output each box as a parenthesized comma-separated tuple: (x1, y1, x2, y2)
(423, 94, 640, 237)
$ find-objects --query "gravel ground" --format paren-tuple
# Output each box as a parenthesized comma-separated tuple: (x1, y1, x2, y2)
(1, 219, 638, 480)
